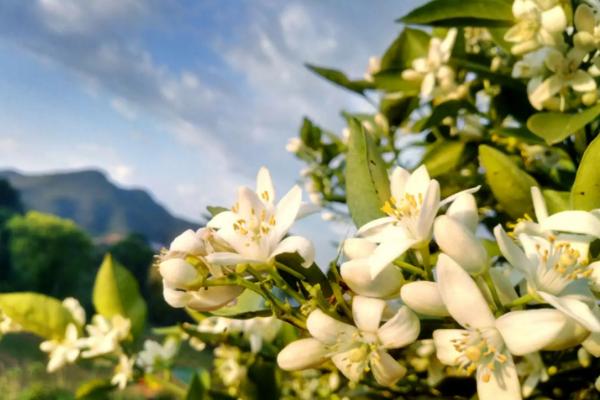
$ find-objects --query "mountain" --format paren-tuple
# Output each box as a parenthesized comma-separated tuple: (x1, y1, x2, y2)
(0, 169, 199, 245)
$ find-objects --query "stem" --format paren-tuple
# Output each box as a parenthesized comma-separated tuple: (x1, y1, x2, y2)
(505, 293, 535, 309)
(417, 247, 433, 280)
(275, 261, 305, 280)
(481, 271, 505, 313)
(267, 269, 305, 304)
(328, 262, 352, 318)
(393, 260, 426, 278)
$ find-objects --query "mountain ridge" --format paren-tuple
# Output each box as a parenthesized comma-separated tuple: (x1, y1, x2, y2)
(0, 168, 199, 245)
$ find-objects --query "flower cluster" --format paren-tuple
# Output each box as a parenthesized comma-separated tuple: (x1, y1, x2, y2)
(507, 0, 600, 110)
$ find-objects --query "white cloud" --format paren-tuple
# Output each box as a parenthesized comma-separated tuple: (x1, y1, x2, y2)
(110, 97, 137, 120)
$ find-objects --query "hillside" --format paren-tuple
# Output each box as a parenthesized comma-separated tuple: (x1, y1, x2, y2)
(0, 169, 199, 245)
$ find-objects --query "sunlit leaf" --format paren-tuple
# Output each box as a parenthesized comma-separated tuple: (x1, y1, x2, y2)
(0, 292, 75, 340)
(542, 190, 570, 214)
(479, 145, 538, 218)
(345, 119, 390, 228)
(527, 103, 600, 144)
(400, 0, 513, 27)
(93, 254, 147, 337)
(423, 141, 466, 177)
(571, 135, 600, 210)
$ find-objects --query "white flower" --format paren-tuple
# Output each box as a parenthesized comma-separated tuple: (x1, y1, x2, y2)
(357, 165, 477, 278)
(402, 29, 458, 99)
(39, 323, 81, 372)
(79, 315, 131, 358)
(574, 4, 600, 53)
(111, 354, 135, 390)
(512, 48, 550, 79)
(504, 0, 567, 55)
(137, 338, 178, 372)
(286, 138, 303, 153)
(159, 228, 244, 312)
(528, 48, 596, 110)
(495, 226, 600, 332)
(432, 254, 582, 400)
(206, 167, 315, 268)
(340, 238, 404, 298)
(198, 316, 282, 353)
(364, 56, 381, 82)
(434, 214, 488, 275)
(62, 297, 86, 327)
(277, 296, 420, 386)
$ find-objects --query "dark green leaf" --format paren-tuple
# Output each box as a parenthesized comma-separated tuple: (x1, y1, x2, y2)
(275, 252, 332, 297)
(185, 371, 210, 400)
(543, 190, 570, 214)
(422, 100, 478, 130)
(400, 0, 513, 27)
(305, 64, 373, 95)
(345, 119, 391, 228)
(209, 289, 269, 319)
(76, 379, 114, 399)
(527, 103, 600, 144)
(372, 70, 421, 94)
(479, 145, 538, 218)
(93, 254, 147, 337)
(380, 28, 430, 70)
(490, 127, 545, 145)
(0, 292, 75, 340)
(571, 134, 600, 210)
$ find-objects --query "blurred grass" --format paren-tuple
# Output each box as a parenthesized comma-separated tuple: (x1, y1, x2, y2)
(0, 333, 213, 400)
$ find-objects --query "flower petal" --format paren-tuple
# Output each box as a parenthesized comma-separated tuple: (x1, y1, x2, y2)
(494, 225, 535, 277)
(169, 229, 205, 254)
(186, 286, 244, 312)
(390, 166, 410, 201)
(416, 180, 440, 241)
(541, 5, 567, 33)
(436, 254, 495, 329)
(541, 211, 600, 238)
(162, 280, 191, 308)
(529, 75, 562, 109)
(331, 347, 366, 382)
(433, 329, 469, 366)
(539, 291, 600, 332)
(341, 259, 403, 298)
(400, 281, 449, 317)
(530, 186, 548, 223)
(476, 357, 521, 400)
(357, 216, 396, 237)
(378, 306, 420, 349)
(352, 296, 385, 333)
(277, 338, 328, 370)
(256, 167, 275, 204)
(583, 332, 600, 357)
(271, 235, 315, 267)
(369, 233, 417, 279)
(370, 350, 406, 386)
(496, 309, 577, 355)
(446, 193, 478, 232)
(343, 238, 377, 260)
(159, 259, 198, 287)
(434, 215, 487, 274)
(570, 70, 597, 92)
(207, 211, 237, 229)
(273, 185, 302, 242)
(438, 185, 481, 207)
(405, 165, 431, 196)
(205, 252, 261, 266)
(307, 309, 357, 345)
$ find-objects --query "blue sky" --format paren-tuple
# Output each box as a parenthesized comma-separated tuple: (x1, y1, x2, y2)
(0, 0, 422, 261)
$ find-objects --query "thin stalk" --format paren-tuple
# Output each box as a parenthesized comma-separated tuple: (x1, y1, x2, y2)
(481, 271, 505, 314)
(417, 247, 433, 280)
(505, 293, 535, 309)
(274, 261, 305, 280)
(328, 262, 352, 318)
(393, 260, 426, 278)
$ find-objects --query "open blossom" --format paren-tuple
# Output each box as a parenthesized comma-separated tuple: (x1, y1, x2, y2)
(277, 296, 419, 386)
(528, 47, 596, 110)
(504, 0, 567, 55)
(206, 167, 315, 268)
(40, 323, 81, 372)
(402, 29, 461, 100)
(431, 254, 585, 400)
(159, 227, 244, 312)
(111, 354, 135, 390)
(62, 297, 86, 327)
(357, 165, 477, 278)
(78, 314, 131, 358)
(198, 316, 282, 353)
(137, 338, 178, 372)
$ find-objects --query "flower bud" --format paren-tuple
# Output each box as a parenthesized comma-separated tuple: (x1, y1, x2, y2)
(159, 258, 198, 287)
(446, 193, 478, 232)
(286, 138, 303, 153)
(434, 215, 488, 274)
(170, 229, 205, 255)
(582, 90, 598, 107)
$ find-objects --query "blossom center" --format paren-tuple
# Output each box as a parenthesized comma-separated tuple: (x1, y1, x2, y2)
(381, 193, 424, 220)
(451, 328, 507, 382)
(231, 205, 276, 243)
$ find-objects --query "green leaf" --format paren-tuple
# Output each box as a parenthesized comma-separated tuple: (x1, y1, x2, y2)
(93, 254, 147, 337)
(305, 64, 373, 95)
(400, 0, 513, 26)
(380, 28, 430, 70)
(571, 134, 600, 210)
(423, 141, 466, 177)
(275, 252, 332, 297)
(248, 359, 279, 400)
(542, 190, 570, 214)
(299, 117, 322, 149)
(479, 145, 538, 218)
(209, 289, 269, 319)
(75, 379, 114, 399)
(372, 70, 421, 94)
(490, 127, 545, 144)
(527, 103, 600, 144)
(345, 119, 391, 228)
(185, 372, 210, 400)
(0, 292, 75, 340)
(380, 94, 418, 127)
